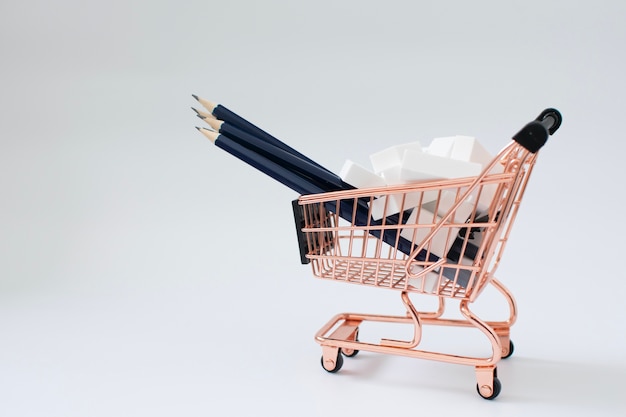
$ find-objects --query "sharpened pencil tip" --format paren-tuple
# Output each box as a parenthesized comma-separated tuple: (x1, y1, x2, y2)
(192, 94, 199, 101)
(196, 126, 219, 143)
(204, 117, 222, 131)
(192, 107, 215, 120)
(194, 96, 217, 113)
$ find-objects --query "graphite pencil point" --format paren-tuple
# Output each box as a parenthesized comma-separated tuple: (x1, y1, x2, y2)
(192, 94, 199, 101)
(194, 96, 217, 113)
(193, 107, 215, 120)
(197, 126, 219, 143)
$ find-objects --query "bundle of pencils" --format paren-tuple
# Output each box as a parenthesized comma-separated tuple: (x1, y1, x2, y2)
(192, 95, 353, 194)
(192, 95, 438, 263)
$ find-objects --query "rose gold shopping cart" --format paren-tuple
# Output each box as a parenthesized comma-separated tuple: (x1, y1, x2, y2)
(292, 109, 562, 399)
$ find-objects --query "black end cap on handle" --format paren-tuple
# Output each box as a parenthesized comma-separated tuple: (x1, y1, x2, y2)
(513, 121, 548, 153)
(513, 108, 562, 153)
(536, 108, 562, 135)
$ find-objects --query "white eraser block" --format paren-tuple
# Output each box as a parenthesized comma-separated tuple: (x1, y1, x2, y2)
(370, 192, 422, 220)
(370, 195, 402, 220)
(339, 160, 386, 189)
(450, 136, 493, 166)
(426, 136, 457, 158)
(401, 150, 483, 181)
(422, 191, 476, 224)
(400, 208, 459, 258)
(369, 141, 422, 174)
(380, 165, 440, 206)
(379, 166, 404, 185)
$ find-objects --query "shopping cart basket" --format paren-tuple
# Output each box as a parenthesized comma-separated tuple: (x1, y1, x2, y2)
(293, 108, 562, 399)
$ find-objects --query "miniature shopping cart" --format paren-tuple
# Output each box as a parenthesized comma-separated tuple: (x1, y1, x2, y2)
(292, 108, 562, 399)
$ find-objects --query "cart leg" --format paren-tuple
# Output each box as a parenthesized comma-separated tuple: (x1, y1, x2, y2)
(460, 299, 503, 399)
(380, 292, 422, 348)
(459, 300, 502, 363)
(490, 278, 518, 327)
(490, 278, 517, 359)
(493, 328, 514, 359)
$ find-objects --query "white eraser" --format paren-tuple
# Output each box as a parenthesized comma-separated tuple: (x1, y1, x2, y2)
(401, 150, 483, 181)
(450, 136, 493, 166)
(426, 136, 457, 158)
(400, 208, 459, 258)
(381, 164, 439, 207)
(421, 191, 476, 224)
(379, 166, 404, 184)
(369, 192, 422, 220)
(369, 141, 422, 174)
(339, 159, 386, 189)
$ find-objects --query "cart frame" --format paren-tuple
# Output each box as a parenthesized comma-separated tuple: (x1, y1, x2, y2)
(295, 110, 561, 399)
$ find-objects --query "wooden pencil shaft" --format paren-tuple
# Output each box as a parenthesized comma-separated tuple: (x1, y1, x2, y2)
(219, 121, 351, 193)
(193, 95, 352, 188)
(214, 133, 326, 196)
(198, 125, 332, 195)
(210, 103, 336, 176)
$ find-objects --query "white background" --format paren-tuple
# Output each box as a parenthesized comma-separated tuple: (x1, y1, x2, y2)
(1, 1, 625, 416)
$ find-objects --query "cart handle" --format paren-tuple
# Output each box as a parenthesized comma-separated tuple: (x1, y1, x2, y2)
(513, 108, 562, 153)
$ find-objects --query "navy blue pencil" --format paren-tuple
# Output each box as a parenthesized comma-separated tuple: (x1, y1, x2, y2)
(192, 95, 350, 186)
(197, 126, 374, 237)
(197, 127, 327, 196)
(198, 127, 432, 261)
(196, 118, 424, 245)
(202, 117, 356, 194)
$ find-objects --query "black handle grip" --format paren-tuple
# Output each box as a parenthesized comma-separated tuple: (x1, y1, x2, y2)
(535, 108, 562, 135)
(513, 108, 562, 153)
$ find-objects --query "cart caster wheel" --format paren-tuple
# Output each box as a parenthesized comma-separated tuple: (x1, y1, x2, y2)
(477, 377, 501, 400)
(342, 348, 359, 358)
(321, 350, 344, 373)
(502, 340, 514, 359)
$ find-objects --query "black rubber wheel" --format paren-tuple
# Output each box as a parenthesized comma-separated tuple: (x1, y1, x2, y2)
(342, 348, 359, 358)
(321, 351, 344, 373)
(502, 340, 514, 359)
(477, 377, 502, 400)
